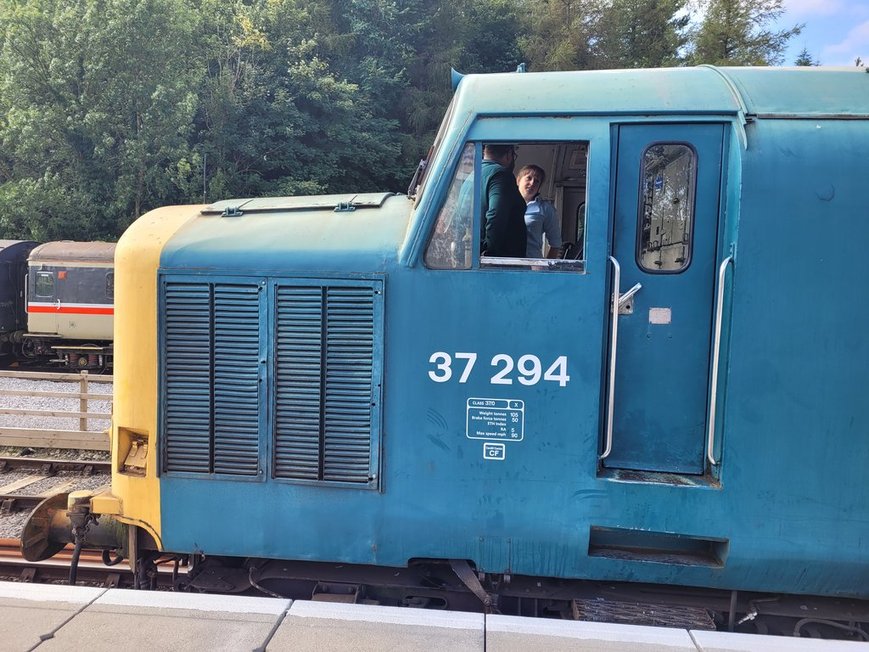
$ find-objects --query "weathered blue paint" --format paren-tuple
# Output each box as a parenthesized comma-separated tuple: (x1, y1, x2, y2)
(149, 66, 869, 599)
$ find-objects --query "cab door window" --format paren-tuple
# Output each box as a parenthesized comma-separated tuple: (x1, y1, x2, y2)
(638, 143, 696, 273)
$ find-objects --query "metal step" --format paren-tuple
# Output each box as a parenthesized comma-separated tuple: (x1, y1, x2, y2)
(312, 581, 363, 604)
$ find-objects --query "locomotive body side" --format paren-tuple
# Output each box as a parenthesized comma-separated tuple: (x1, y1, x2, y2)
(27, 67, 869, 610)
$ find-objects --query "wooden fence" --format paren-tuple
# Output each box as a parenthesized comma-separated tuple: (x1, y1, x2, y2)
(0, 370, 112, 451)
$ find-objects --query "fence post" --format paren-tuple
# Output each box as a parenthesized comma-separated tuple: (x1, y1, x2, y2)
(79, 370, 89, 433)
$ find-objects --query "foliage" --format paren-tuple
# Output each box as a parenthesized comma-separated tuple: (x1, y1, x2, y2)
(689, 0, 803, 66)
(520, 0, 606, 71)
(794, 47, 819, 66)
(0, 0, 809, 240)
(0, 0, 201, 240)
(191, 0, 404, 199)
(597, 0, 690, 69)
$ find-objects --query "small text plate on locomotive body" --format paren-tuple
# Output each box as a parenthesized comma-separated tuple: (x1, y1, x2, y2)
(466, 398, 525, 441)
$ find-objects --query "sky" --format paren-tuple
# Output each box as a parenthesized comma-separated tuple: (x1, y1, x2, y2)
(779, 0, 869, 66)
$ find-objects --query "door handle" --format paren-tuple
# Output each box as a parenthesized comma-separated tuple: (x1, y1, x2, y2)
(617, 283, 642, 314)
(55, 299, 61, 311)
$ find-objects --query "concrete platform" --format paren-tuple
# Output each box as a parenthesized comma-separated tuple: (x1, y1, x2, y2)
(0, 581, 867, 652)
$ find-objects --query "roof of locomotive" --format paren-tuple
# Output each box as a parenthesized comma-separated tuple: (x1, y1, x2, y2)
(29, 241, 116, 264)
(452, 66, 869, 118)
(159, 193, 412, 271)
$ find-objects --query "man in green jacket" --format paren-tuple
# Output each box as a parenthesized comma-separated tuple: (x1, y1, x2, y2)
(480, 144, 527, 258)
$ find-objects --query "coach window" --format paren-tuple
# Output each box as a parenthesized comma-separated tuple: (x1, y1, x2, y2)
(106, 272, 114, 299)
(35, 271, 54, 297)
(638, 143, 696, 273)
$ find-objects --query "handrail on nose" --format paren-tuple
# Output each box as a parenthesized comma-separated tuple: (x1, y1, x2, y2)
(706, 255, 734, 466)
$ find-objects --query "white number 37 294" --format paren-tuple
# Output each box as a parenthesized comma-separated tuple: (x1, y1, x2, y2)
(427, 352, 570, 387)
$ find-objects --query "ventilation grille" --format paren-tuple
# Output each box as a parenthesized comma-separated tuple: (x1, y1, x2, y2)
(212, 285, 261, 475)
(161, 277, 381, 485)
(274, 286, 376, 483)
(163, 282, 262, 475)
(164, 283, 214, 473)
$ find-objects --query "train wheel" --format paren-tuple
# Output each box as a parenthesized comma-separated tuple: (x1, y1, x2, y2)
(20, 339, 38, 359)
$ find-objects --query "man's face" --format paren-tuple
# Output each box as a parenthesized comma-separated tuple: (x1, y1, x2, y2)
(517, 170, 542, 202)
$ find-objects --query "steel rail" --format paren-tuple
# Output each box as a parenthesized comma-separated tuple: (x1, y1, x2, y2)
(0, 456, 110, 474)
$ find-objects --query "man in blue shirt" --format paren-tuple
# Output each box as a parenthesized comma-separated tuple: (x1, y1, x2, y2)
(517, 164, 562, 259)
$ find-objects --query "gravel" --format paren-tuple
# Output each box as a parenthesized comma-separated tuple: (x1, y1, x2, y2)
(0, 510, 29, 539)
(0, 447, 109, 461)
(5, 472, 110, 497)
(0, 375, 112, 432)
(0, 375, 114, 538)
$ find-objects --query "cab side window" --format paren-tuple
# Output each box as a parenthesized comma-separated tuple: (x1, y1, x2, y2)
(106, 272, 115, 299)
(480, 141, 587, 270)
(425, 142, 475, 270)
(424, 140, 588, 271)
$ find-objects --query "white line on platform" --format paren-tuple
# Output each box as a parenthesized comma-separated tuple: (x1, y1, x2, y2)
(289, 600, 484, 629)
(95, 588, 291, 614)
(0, 580, 105, 604)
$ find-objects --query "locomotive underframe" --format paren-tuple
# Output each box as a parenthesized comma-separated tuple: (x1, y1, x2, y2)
(165, 552, 869, 640)
(21, 493, 869, 641)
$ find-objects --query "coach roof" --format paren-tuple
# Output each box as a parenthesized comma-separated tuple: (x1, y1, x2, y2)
(452, 66, 869, 119)
(29, 241, 116, 265)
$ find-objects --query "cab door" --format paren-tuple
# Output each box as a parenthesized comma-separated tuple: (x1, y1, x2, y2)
(604, 123, 724, 474)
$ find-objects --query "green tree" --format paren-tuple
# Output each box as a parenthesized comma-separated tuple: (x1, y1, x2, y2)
(794, 46, 819, 66)
(689, 0, 803, 66)
(520, 0, 606, 71)
(0, 0, 201, 240)
(596, 0, 690, 68)
(397, 0, 526, 158)
(191, 0, 406, 199)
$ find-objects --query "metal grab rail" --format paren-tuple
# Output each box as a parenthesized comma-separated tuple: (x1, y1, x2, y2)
(706, 255, 734, 465)
(600, 256, 621, 460)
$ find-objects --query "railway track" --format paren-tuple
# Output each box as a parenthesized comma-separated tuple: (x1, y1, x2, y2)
(0, 537, 128, 586)
(0, 455, 110, 513)
(0, 538, 182, 589)
(0, 456, 110, 474)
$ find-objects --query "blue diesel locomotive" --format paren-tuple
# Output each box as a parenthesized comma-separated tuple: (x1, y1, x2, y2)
(23, 66, 869, 634)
